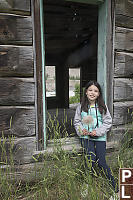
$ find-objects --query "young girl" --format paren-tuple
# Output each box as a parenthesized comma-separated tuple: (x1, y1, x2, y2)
(74, 80, 118, 196)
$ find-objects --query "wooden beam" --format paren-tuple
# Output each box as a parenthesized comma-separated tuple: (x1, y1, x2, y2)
(0, 107, 35, 137)
(0, 0, 30, 13)
(0, 46, 33, 77)
(115, 0, 133, 29)
(115, 27, 133, 52)
(0, 0, 12, 9)
(0, 15, 32, 45)
(113, 101, 133, 125)
(65, 0, 104, 5)
(114, 78, 133, 101)
(0, 78, 34, 105)
(97, 0, 114, 116)
(115, 0, 133, 18)
(32, 0, 46, 150)
(114, 52, 133, 78)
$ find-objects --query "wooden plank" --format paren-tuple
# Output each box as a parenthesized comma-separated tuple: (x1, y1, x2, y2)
(113, 101, 133, 125)
(98, 0, 114, 115)
(115, 27, 133, 52)
(115, 0, 133, 29)
(32, 0, 45, 150)
(0, 15, 32, 45)
(0, 0, 30, 13)
(0, 107, 35, 137)
(0, 0, 12, 9)
(0, 78, 34, 105)
(115, 14, 133, 29)
(12, 0, 30, 12)
(114, 78, 133, 101)
(0, 137, 36, 165)
(105, 0, 114, 115)
(0, 46, 33, 77)
(115, 0, 133, 18)
(114, 52, 133, 77)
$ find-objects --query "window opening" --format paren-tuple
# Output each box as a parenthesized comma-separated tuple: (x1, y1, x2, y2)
(46, 66, 56, 97)
(69, 68, 80, 105)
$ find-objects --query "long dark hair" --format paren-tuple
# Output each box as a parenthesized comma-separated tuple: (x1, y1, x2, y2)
(81, 80, 107, 114)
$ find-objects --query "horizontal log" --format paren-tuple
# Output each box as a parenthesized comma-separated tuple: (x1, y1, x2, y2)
(0, 78, 35, 105)
(0, 139, 116, 178)
(0, 106, 35, 137)
(115, 15, 133, 29)
(0, 15, 32, 45)
(0, 0, 30, 13)
(113, 101, 133, 125)
(115, 0, 133, 18)
(12, 0, 30, 12)
(112, 124, 133, 137)
(115, 0, 133, 28)
(0, 137, 36, 165)
(115, 27, 133, 52)
(114, 78, 133, 101)
(0, 0, 12, 9)
(0, 46, 33, 77)
(114, 52, 133, 77)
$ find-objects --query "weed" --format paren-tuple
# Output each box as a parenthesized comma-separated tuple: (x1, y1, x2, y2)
(0, 113, 133, 199)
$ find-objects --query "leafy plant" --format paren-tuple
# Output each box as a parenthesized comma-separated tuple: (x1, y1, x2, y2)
(69, 83, 80, 104)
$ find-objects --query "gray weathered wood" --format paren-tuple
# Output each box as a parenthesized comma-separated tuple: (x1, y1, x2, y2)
(106, 0, 114, 116)
(0, 46, 33, 77)
(0, 106, 35, 137)
(115, 15, 133, 29)
(0, 137, 36, 165)
(32, 0, 46, 150)
(0, 78, 35, 105)
(0, 0, 30, 13)
(0, 0, 12, 9)
(115, 0, 133, 18)
(115, 27, 133, 52)
(113, 101, 133, 125)
(114, 78, 133, 101)
(12, 0, 30, 12)
(0, 15, 32, 45)
(114, 52, 133, 77)
(115, 0, 133, 29)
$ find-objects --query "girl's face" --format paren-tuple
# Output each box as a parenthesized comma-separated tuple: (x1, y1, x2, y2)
(86, 85, 100, 104)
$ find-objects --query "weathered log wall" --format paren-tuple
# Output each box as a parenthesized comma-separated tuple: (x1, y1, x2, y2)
(113, 0, 133, 129)
(0, 1, 35, 141)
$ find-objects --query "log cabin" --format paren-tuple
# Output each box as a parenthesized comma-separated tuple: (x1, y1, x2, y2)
(0, 0, 133, 164)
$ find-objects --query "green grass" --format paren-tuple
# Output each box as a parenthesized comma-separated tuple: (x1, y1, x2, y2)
(0, 122, 133, 200)
(69, 83, 80, 104)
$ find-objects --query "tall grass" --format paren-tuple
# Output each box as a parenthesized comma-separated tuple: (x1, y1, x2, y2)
(0, 115, 133, 200)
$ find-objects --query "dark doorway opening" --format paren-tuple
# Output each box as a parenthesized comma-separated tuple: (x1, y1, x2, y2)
(43, 0, 98, 110)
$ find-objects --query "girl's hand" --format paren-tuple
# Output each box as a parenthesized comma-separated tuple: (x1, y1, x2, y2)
(82, 129, 89, 135)
(89, 130, 97, 136)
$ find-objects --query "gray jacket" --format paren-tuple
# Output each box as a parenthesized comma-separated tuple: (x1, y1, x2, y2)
(73, 103, 112, 137)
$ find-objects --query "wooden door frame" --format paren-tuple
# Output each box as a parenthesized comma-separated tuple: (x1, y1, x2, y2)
(97, 0, 114, 115)
(32, 0, 114, 150)
(32, 0, 46, 150)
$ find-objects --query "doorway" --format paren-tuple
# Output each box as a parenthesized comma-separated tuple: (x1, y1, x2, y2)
(43, 0, 98, 109)
(33, 0, 113, 149)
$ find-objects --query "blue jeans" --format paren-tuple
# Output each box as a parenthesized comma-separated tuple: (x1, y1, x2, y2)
(80, 138, 118, 192)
